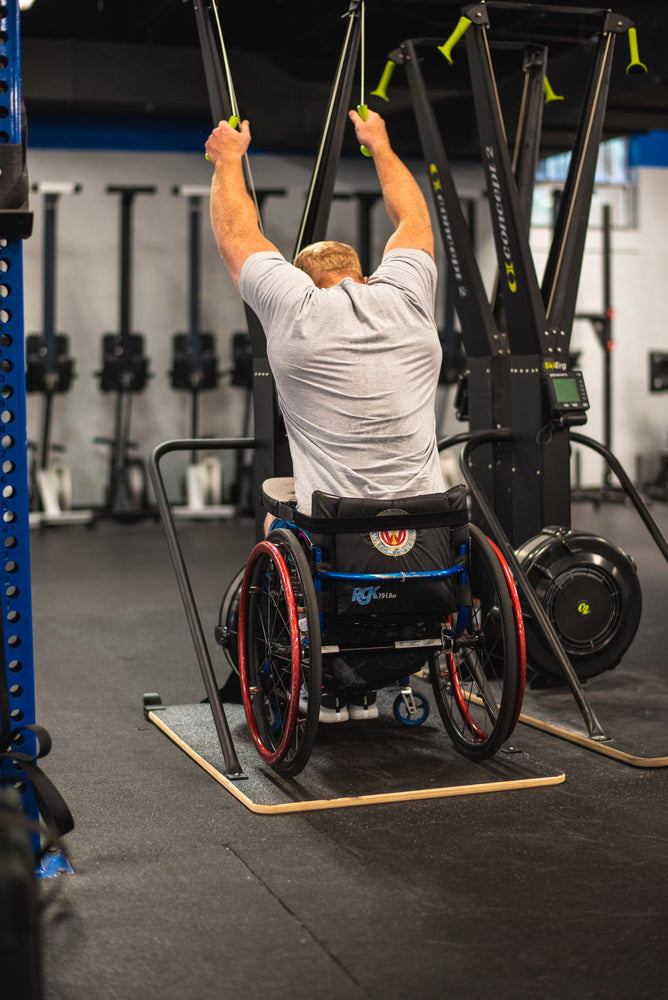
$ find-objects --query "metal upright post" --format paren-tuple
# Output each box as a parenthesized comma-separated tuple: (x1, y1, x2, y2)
(0, 0, 35, 800)
(0, 0, 74, 870)
(601, 203, 614, 489)
(400, 38, 511, 525)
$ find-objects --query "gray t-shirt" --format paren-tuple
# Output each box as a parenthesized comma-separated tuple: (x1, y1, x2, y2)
(239, 248, 445, 512)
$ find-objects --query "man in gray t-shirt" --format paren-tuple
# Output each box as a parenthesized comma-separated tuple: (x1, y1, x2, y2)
(205, 108, 444, 518)
(239, 247, 443, 513)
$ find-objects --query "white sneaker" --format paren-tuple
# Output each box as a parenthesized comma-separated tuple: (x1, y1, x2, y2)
(318, 690, 350, 723)
(348, 691, 379, 721)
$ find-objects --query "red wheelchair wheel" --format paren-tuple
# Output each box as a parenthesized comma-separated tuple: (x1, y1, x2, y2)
(238, 530, 321, 777)
(430, 525, 523, 759)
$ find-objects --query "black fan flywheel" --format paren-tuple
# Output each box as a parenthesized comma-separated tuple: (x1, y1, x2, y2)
(516, 526, 642, 680)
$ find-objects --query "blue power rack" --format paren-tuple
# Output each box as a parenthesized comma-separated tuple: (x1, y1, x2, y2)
(0, 0, 72, 877)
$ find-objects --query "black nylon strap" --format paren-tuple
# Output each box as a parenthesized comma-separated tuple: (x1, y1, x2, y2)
(0, 726, 75, 840)
(289, 507, 469, 534)
(0, 788, 70, 864)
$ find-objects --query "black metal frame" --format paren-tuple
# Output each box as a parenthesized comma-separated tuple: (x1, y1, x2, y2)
(397, 3, 667, 736)
(439, 427, 668, 738)
(397, 4, 633, 545)
(148, 439, 253, 778)
(292, 1, 363, 257)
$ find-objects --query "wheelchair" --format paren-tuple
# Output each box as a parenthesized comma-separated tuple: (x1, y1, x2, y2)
(216, 478, 526, 778)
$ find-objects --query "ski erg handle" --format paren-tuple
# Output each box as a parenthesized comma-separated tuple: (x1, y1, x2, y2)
(356, 103, 372, 157)
(543, 77, 564, 104)
(438, 16, 472, 64)
(626, 27, 647, 75)
(370, 59, 395, 101)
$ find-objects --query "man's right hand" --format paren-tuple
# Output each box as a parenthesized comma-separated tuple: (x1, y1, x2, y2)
(205, 119, 251, 166)
(348, 108, 391, 157)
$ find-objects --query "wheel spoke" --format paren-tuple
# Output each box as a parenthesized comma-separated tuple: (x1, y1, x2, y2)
(239, 532, 322, 776)
(430, 525, 522, 759)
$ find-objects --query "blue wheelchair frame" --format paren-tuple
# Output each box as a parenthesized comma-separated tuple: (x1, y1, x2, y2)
(268, 515, 470, 640)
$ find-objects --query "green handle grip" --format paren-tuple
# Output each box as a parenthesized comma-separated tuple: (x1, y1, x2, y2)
(370, 60, 395, 102)
(626, 28, 647, 76)
(438, 16, 472, 64)
(357, 104, 372, 158)
(543, 77, 564, 104)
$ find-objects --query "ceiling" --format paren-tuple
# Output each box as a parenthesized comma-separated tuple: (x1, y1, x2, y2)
(19, 0, 668, 159)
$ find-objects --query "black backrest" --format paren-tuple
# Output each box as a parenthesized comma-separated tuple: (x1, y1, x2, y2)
(311, 485, 469, 618)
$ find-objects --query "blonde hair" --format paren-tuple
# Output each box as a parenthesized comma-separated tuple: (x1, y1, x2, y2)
(293, 241, 364, 284)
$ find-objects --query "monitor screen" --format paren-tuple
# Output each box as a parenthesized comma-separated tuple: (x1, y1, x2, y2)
(552, 376, 580, 404)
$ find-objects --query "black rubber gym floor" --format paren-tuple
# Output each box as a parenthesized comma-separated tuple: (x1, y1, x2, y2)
(30, 500, 667, 1000)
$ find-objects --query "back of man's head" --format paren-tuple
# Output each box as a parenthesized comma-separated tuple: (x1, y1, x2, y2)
(294, 241, 364, 287)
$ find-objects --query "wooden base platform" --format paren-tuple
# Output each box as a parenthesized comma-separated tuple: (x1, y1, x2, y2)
(147, 689, 565, 814)
(518, 669, 668, 768)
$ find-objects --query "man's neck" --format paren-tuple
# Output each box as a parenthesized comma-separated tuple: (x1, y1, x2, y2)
(316, 272, 365, 289)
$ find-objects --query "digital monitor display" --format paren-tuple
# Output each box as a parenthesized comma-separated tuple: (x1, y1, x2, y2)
(552, 376, 581, 404)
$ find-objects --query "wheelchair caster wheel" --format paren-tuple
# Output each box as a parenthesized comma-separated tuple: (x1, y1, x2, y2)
(393, 690, 429, 726)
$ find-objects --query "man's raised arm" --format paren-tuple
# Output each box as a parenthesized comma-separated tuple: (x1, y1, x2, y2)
(206, 120, 278, 288)
(348, 109, 434, 260)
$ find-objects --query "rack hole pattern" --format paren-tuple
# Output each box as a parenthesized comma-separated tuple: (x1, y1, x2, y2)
(0, 4, 39, 807)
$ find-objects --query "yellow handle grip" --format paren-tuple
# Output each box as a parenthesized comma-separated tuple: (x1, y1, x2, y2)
(438, 16, 472, 64)
(626, 28, 647, 76)
(357, 105, 373, 158)
(370, 60, 395, 102)
(543, 77, 564, 104)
